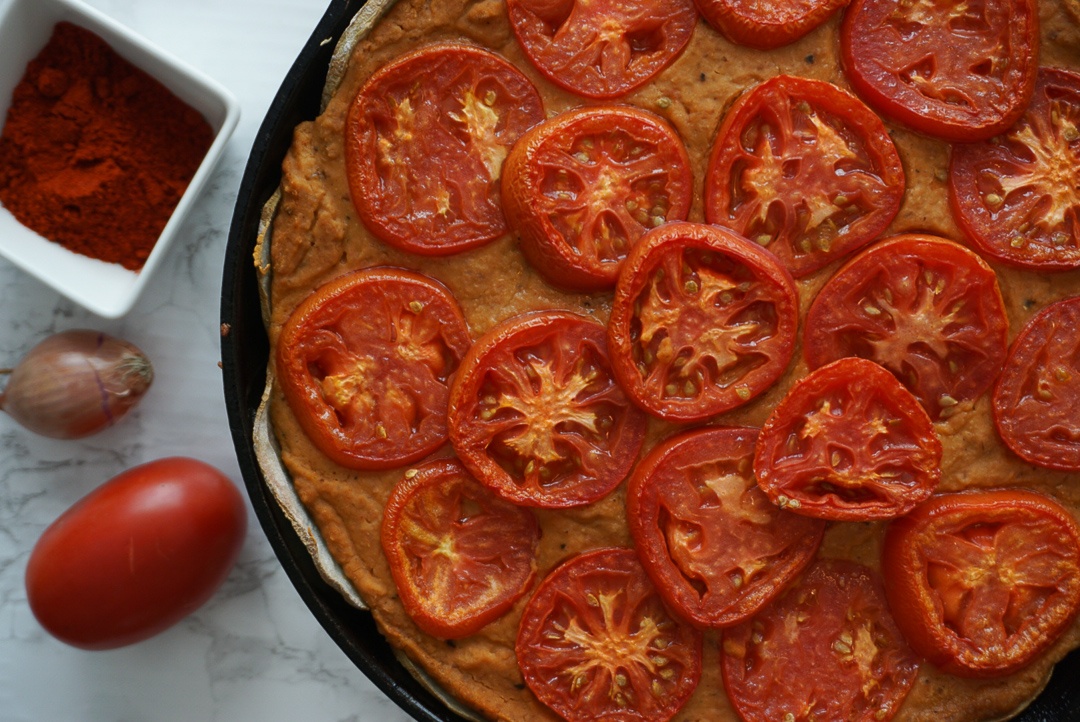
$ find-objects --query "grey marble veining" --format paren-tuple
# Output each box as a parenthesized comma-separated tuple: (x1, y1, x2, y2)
(0, 0, 411, 719)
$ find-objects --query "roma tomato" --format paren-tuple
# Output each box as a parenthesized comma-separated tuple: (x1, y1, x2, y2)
(608, 222, 799, 422)
(950, 67, 1080, 271)
(883, 489, 1080, 677)
(25, 458, 247, 650)
(448, 310, 646, 508)
(754, 357, 942, 520)
(804, 234, 1009, 420)
(721, 559, 920, 722)
(840, 0, 1039, 142)
(704, 74, 904, 277)
(276, 267, 472, 471)
(345, 43, 545, 255)
(695, 0, 848, 49)
(993, 296, 1080, 471)
(627, 426, 825, 628)
(506, 0, 697, 99)
(516, 547, 702, 722)
(502, 105, 693, 291)
(381, 458, 540, 639)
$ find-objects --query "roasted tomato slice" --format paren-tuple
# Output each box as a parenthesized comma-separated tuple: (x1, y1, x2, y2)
(950, 67, 1080, 271)
(608, 222, 799, 422)
(506, 0, 697, 99)
(704, 75, 904, 277)
(344, 43, 545, 255)
(516, 547, 703, 722)
(993, 296, 1080, 471)
(276, 267, 472, 470)
(380, 458, 540, 639)
(722, 559, 920, 722)
(627, 426, 825, 628)
(883, 489, 1080, 677)
(840, 0, 1039, 142)
(754, 357, 942, 520)
(502, 105, 693, 291)
(448, 310, 647, 508)
(694, 0, 849, 49)
(804, 234, 1009, 420)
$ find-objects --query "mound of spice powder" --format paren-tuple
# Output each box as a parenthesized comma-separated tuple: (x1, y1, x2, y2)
(0, 22, 213, 270)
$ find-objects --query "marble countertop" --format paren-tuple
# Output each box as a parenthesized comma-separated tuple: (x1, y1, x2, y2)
(0, 0, 413, 719)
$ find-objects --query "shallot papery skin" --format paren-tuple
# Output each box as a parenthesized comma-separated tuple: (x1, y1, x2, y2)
(0, 329, 154, 439)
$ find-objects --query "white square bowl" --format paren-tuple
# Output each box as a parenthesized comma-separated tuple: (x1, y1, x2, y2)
(0, 0, 240, 318)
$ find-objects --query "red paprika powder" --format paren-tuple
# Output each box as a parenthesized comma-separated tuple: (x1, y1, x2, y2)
(0, 22, 213, 270)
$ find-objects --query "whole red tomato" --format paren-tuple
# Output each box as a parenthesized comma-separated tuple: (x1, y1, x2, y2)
(25, 457, 247, 650)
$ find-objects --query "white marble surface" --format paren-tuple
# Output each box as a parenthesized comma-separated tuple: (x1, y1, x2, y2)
(0, 0, 413, 719)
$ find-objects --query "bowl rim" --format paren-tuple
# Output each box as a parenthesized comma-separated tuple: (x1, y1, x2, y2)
(0, 0, 240, 318)
(218, 1, 1080, 721)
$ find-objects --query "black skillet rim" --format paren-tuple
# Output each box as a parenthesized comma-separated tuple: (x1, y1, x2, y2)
(219, 1, 1080, 720)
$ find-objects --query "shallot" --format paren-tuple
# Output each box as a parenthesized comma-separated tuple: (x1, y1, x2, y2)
(0, 329, 154, 439)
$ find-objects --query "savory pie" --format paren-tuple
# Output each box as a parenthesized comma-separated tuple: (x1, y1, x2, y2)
(261, 0, 1080, 719)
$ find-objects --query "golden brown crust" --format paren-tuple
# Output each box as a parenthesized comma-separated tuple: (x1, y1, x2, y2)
(265, 1, 1080, 720)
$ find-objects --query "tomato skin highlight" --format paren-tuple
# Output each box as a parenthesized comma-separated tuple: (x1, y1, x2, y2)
(695, 0, 849, 50)
(25, 457, 247, 651)
(381, 458, 540, 639)
(502, 105, 693, 291)
(803, 234, 1009, 420)
(721, 559, 920, 722)
(608, 221, 799, 422)
(993, 296, 1080, 471)
(949, 67, 1080, 272)
(883, 489, 1080, 677)
(704, 74, 905, 278)
(626, 426, 825, 628)
(840, 0, 1040, 142)
(754, 357, 942, 520)
(516, 547, 702, 722)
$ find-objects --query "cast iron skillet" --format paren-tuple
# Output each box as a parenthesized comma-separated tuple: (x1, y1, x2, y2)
(220, 1, 1080, 720)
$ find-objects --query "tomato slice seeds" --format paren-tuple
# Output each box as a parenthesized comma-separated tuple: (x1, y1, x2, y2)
(276, 267, 473, 470)
(993, 296, 1080, 471)
(804, 234, 1010, 420)
(502, 105, 693, 291)
(950, 67, 1080, 271)
(627, 426, 825, 628)
(883, 489, 1080, 677)
(755, 357, 943, 520)
(840, 0, 1039, 142)
(608, 222, 799, 422)
(345, 43, 545, 255)
(722, 559, 920, 722)
(449, 310, 647, 508)
(506, 0, 697, 99)
(381, 458, 540, 639)
(705, 74, 905, 277)
(516, 547, 703, 722)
